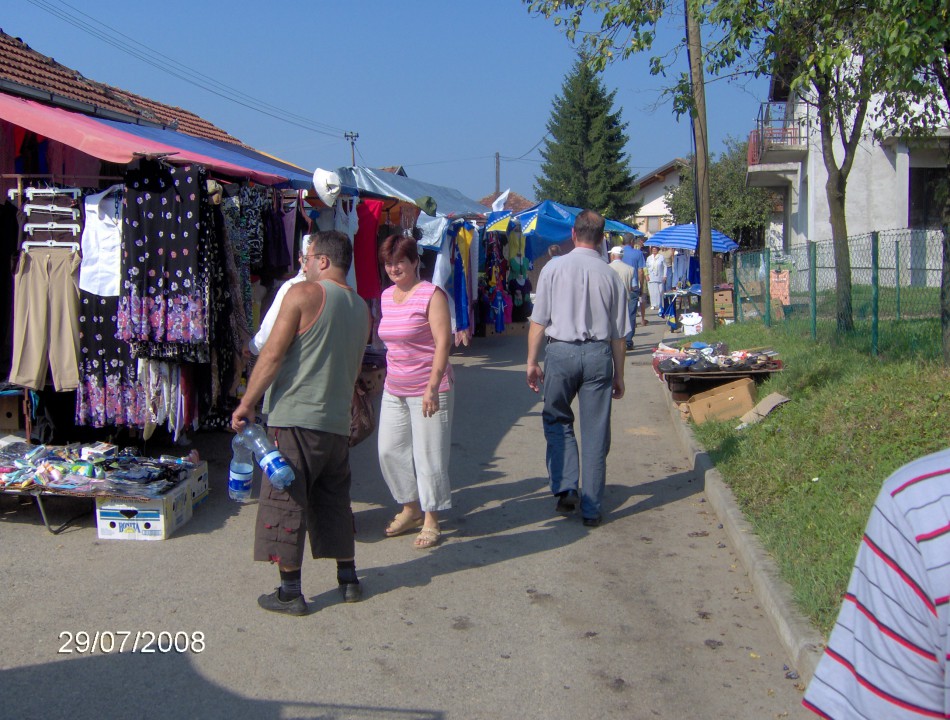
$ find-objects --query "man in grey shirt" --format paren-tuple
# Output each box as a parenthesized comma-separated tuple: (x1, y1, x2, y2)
(526, 210, 630, 527)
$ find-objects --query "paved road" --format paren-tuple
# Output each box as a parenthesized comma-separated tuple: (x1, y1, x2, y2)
(0, 320, 811, 719)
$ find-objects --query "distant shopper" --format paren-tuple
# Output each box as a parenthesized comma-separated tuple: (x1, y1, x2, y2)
(526, 209, 630, 527)
(645, 245, 667, 311)
(802, 447, 950, 719)
(660, 246, 675, 291)
(608, 246, 637, 351)
(376, 233, 455, 550)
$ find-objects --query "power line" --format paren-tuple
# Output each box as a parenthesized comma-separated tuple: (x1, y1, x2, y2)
(26, 0, 349, 139)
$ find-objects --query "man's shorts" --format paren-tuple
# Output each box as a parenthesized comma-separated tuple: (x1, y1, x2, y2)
(253, 427, 355, 566)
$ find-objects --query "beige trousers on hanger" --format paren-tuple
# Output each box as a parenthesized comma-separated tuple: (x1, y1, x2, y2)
(9, 246, 81, 391)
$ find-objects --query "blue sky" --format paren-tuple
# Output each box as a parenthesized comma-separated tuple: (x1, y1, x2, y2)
(3, 0, 768, 203)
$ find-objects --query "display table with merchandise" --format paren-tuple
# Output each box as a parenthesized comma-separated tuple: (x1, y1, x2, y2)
(0, 436, 207, 537)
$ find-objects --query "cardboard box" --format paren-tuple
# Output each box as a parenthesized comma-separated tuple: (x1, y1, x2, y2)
(687, 378, 757, 425)
(95, 479, 192, 540)
(81, 442, 117, 462)
(713, 290, 733, 304)
(187, 461, 209, 509)
(0, 394, 22, 431)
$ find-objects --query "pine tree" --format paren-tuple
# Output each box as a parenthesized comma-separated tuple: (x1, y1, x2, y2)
(535, 55, 634, 220)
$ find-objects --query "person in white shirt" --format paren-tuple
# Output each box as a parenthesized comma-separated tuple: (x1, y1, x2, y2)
(645, 245, 667, 311)
(248, 236, 310, 355)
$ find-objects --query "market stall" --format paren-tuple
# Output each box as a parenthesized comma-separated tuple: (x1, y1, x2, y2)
(0, 94, 314, 444)
(0, 434, 207, 537)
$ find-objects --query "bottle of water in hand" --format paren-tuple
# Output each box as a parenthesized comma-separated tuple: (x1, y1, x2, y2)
(228, 434, 255, 502)
(241, 424, 294, 491)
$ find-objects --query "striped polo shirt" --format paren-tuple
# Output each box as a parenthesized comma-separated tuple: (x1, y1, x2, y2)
(378, 281, 453, 397)
(803, 448, 950, 719)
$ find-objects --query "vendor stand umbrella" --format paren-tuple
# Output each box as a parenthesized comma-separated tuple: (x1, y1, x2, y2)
(514, 199, 644, 259)
(642, 223, 738, 254)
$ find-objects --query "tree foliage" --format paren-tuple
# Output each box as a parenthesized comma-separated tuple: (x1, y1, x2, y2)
(535, 54, 635, 219)
(862, 0, 950, 364)
(666, 137, 774, 249)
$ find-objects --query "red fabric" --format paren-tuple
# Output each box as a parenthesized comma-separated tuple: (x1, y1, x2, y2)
(0, 94, 285, 184)
(354, 198, 384, 300)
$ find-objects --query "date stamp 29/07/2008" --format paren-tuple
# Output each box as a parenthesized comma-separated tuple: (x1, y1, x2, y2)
(58, 631, 205, 654)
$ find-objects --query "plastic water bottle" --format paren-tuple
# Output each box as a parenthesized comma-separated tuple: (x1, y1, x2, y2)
(241, 424, 294, 491)
(228, 434, 255, 502)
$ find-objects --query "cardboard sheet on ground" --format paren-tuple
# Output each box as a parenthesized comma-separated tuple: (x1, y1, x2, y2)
(737, 393, 789, 428)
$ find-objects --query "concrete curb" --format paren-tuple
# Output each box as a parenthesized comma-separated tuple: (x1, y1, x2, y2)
(666, 395, 825, 683)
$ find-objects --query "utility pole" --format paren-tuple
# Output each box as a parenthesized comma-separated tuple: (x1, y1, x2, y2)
(685, 0, 714, 330)
(495, 152, 500, 194)
(345, 131, 359, 166)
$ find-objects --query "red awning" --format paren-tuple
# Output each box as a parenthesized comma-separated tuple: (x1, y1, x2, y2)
(0, 93, 287, 185)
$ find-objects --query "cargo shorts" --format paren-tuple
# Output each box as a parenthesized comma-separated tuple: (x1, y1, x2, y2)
(253, 426, 356, 566)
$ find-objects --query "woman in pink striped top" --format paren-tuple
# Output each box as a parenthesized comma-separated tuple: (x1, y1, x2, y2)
(377, 234, 455, 549)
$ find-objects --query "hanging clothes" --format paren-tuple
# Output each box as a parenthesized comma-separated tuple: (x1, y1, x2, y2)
(116, 160, 211, 362)
(354, 198, 384, 300)
(9, 244, 81, 391)
(222, 192, 253, 329)
(75, 292, 145, 428)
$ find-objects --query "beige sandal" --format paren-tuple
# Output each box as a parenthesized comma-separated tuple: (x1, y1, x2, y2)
(385, 513, 424, 537)
(414, 526, 442, 549)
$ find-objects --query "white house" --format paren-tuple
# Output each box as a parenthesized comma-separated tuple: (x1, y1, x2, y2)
(630, 158, 688, 236)
(746, 78, 948, 253)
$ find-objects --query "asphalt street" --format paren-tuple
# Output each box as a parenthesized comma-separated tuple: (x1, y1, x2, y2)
(0, 319, 812, 719)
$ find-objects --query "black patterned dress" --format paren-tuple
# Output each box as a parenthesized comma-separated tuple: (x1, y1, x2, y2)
(116, 160, 211, 363)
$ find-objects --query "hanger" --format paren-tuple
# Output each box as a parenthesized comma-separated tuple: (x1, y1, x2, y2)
(24, 187, 82, 200)
(23, 203, 81, 220)
(24, 221, 81, 239)
(22, 237, 80, 253)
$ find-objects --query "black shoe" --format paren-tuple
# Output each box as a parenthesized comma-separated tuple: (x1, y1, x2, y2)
(339, 581, 362, 603)
(555, 489, 579, 513)
(582, 515, 602, 528)
(626, 342, 634, 351)
(258, 588, 308, 616)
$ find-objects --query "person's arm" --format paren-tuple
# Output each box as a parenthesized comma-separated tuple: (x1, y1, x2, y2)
(526, 321, 546, 392)
(423, 287, 452, 418)
(230, 283, 314, 431)
(610, 338, 625, 399)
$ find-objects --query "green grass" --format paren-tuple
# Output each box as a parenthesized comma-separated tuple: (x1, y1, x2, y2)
(686, 319, 950, 634)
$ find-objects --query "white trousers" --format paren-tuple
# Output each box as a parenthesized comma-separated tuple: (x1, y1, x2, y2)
(648, 280, 664, 309)
(378, 388, 454, 512)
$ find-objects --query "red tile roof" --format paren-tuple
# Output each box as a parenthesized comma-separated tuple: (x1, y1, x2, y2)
(478, 190, 535, 212)
(0, 30, 243, 145)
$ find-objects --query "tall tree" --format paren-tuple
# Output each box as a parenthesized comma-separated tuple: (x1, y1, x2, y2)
(667, 137, 774, 249)
(864, 0, 950, 364)
(535, 55, 634, 219)
(707, 0, 890, 333)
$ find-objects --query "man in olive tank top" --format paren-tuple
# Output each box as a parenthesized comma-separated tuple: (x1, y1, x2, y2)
(232, 230, 370, 616)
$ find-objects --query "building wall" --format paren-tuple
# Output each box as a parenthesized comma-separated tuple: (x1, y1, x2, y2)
(784, 103, 947, 247)
(632, 168, 682, 235)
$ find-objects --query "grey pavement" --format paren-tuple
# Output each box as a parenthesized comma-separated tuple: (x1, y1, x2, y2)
(0, 318, 817, 719)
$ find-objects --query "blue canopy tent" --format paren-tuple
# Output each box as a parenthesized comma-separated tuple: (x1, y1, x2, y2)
(513, 200, 644, 259)
(642, 223, 738, 253)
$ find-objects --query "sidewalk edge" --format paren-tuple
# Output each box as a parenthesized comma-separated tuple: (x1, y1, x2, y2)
(666, 397, 825, 683)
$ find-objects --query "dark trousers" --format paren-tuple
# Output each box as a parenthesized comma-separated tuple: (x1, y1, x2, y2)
(541, 340, 613, 519)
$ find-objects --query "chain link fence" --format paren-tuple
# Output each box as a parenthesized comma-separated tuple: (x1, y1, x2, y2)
(728, 228, 944, 356)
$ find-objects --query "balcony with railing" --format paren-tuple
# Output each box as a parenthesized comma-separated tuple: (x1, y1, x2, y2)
(747, 102, 808, 166)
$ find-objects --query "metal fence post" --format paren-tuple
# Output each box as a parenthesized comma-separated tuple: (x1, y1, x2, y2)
(871, 231, 879, 356)
(734, 252, 742, 322)
(763, 248, 771, 328)
(809, 241, 817, 341)
(894, 238, 901, 321)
